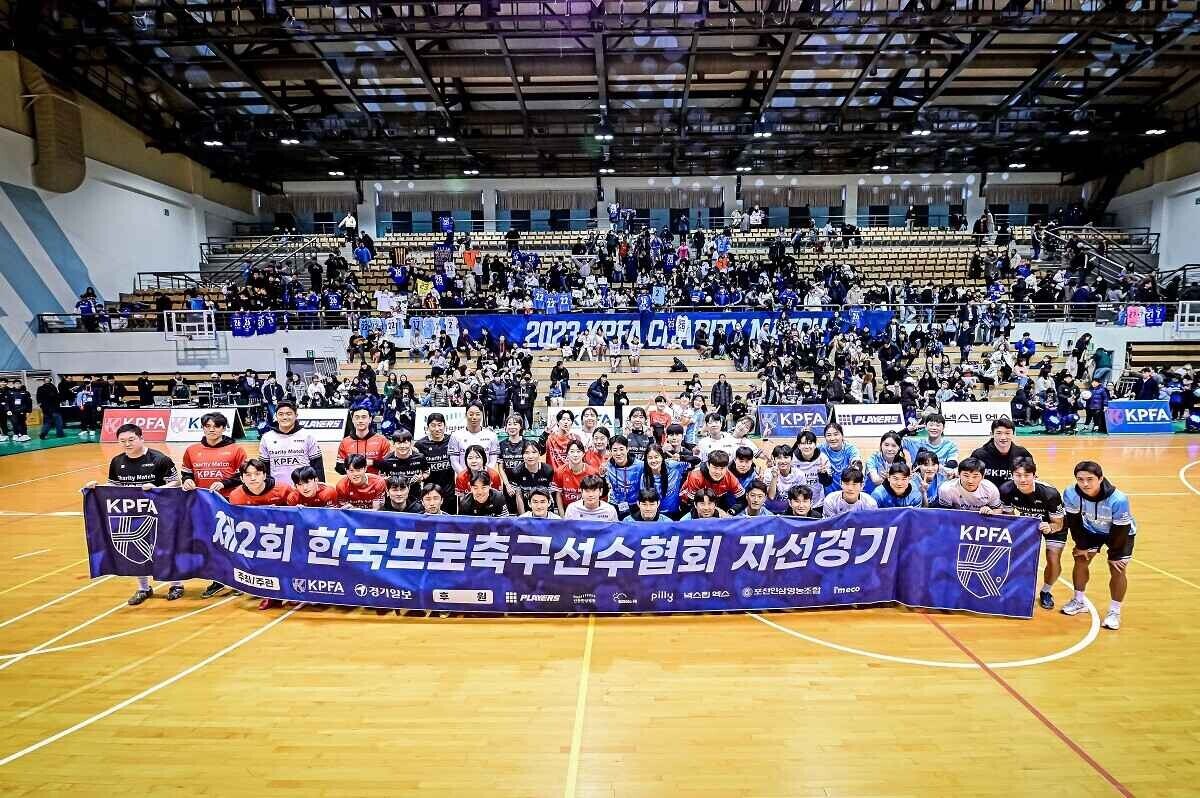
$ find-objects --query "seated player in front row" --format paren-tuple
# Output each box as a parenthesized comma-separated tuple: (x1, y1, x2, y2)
(822, 467, 878, 517)
(936, 457, 1001, 513)
(870, 462, 925, 509)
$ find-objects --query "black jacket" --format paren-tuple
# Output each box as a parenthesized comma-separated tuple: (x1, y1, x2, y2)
(36, 382, 59, 410)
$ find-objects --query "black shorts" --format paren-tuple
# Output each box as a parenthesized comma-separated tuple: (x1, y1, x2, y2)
(1074, 531, 1135, 561)
(1044, 529, 1068, 546)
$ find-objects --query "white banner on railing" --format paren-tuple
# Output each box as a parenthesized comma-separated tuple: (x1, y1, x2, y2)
(940, 402, 1014, 436)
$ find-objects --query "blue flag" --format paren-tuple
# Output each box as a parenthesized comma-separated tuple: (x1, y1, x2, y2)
(83, 488, 1039, 618)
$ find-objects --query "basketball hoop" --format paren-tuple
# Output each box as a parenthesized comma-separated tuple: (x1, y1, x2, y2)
(163, 309, 217, 342)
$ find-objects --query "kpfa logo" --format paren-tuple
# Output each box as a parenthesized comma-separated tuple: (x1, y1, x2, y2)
(956, 525, 1013, 599)
(106, 497, 159, 565)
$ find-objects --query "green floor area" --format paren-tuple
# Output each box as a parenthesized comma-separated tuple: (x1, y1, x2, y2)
(0, 430, 94, 457)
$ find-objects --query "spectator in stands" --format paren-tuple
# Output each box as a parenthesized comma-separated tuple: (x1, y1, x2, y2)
(337, 210, 358, 244)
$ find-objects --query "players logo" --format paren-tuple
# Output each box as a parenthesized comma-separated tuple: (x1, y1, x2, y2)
(956, 543, 1011, 599)
(108, 514, 158, 565)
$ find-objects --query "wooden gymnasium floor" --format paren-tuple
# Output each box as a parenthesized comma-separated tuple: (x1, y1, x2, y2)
(0, 435, 1198, 797)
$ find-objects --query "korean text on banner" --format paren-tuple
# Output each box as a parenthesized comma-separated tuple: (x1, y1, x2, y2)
(83, 488, 1040, 619)
(940, 402, 1014, 436)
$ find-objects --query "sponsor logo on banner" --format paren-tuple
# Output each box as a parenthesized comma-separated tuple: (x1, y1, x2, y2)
(291, 578, 346, 596)
(940, 402, 1014, 436)
(233, 568, 280, 591)
(415, 406, 468, 435)
(956, 524, 1014, 599)
(572, 593, 598, 606)
(504, 592, 561, 604)
(650, 591, 675, 604)
(298, 409, 351, 442)
(106, 503, 158, 565)
(833, 404, 905, 437)
(1104, 400, 1174, 434)
(756, 404, 829, 438)
(612, 591, 638, 606)
(682, 589, 732, 600)
(100, 409, 170, 442)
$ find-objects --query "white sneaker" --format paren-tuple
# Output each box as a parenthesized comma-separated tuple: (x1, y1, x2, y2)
(77, 430, 88, 437)
(1061, 597, 1089, 616)
(1102, 610, 1121, 630)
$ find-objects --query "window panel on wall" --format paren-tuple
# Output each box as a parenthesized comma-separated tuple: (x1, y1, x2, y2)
(549, 209, 571, 231)
(411, 211, 433, 233)
(789, 206, 812, 228)
(509, 209, 532, 232)
(312, 211, 333, 234)
(868, 205, 889, 227)
(1028, 203, 1050, 224)
(913, 205, 930, 227)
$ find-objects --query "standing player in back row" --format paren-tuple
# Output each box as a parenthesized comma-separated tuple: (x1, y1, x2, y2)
(970, 417, 1032, 488)
(998, 457, 1065, 610)
(1060, 461, 1136, 631)
(335, 407, 390, 474)
(84, 423, 184, 605)
(180, 411, 248, 599)
(259, 401, 325, 486)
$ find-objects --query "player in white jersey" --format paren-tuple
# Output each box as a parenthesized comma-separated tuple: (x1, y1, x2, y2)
(448, 402, 500, 472)
(821, 467, 878, 517)
(936, 457, 1001, 512)
(258, 401, 325, 486)
(1060, 461, 1137, 630)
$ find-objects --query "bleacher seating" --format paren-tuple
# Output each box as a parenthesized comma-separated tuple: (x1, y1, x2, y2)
(1126, 341, 1200, 369)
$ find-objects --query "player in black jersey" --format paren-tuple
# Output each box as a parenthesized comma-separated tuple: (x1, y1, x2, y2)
(970, 417, 1034, 488)
(415, 413, 455, 511)
(506, 440, 555, 514)
(83, 423, 183, 605)
(998, 457, 1065, 610)
(376, 430, 428, 485)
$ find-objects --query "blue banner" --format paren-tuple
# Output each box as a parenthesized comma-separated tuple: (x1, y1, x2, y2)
(756, 404, 830, 438)
(84, 488, 1039, 618)
(1104, 400, 1174, 434)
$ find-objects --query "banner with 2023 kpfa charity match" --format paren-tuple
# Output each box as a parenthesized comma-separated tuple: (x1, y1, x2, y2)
(83, 488, 1040, 618)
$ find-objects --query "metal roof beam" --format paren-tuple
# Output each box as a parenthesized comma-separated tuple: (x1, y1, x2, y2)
(913, 30, 998, 113)
(495, 32, 530, 136)
(1077, 23, 1199, 109)
(393, 36, 454, 120)
(996, 31, 1091, 110)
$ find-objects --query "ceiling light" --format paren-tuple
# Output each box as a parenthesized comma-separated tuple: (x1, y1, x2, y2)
(280, 137, 300, 145)
(463, 168, 480, 175)
(436, 132, 457, 143)
(599, 167, 615, 174)
(203, 139, 223, 147)
(872, 164, 889, 171)
(911, 128, 932, 137)
(594, 120, 615, 142)
(1008, 162, 1026, 169)
(1069, 128, 1089, 136)
(1145, 128, 1166, 136)
(752, 119, 774, 139)
(328, 170, 344, 176)
(735, 165, 752, 173)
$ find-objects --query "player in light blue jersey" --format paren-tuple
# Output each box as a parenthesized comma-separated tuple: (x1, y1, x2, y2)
(1060, 461, 1136, 630)
(871, 462, 925, 508)
(913, 450, 947, 507)
(818, 422, 862, 486)
(902, 413, 959, 476)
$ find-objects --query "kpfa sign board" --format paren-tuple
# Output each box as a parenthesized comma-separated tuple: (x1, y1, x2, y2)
(940, 402, 1014, 436)
(832, 404, 905, 438)
(756, 405, 830, 438)
(1104, 400, 1174, 434)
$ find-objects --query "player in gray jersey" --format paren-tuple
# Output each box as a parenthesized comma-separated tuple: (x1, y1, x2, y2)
(821, 467, 879, 517)
(936, 457, 1001, 512)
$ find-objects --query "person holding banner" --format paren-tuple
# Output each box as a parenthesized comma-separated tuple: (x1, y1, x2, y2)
(936, 458, 1002, 512)
(739, 480, 774, 517)
(562, 474, 619, 522)
(335, 454, 387, 509)
(871, 462, 926, 509)
(999, 457, 1066, 610)
(84, 423, 184, 605)
(225, 458, 297, 610)
(782, 485, 823, 519)
(624, 488, 671, 524)
(181, 412, 249, 600)
(1061, 462, 1136, 630)
(287, 466, 338, 508)
(821, 467, 878, 517)
(418, 483, 451, 516)
(518, 488, 560, 520)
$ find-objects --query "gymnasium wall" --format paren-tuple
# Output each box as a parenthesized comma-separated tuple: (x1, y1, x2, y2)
(1109, 142, 1200, 270)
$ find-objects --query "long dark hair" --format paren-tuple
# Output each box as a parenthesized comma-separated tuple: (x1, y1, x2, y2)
(641, 443, 669, 493)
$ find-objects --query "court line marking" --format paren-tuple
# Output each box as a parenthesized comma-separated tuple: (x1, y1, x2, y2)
(0, 595, 240, 660)
(0, 603, 303, 767)
(922, 612, 1133, 797)
(1179, 460, 1200, 498)
(0, 511, 82, 517)
(0, 465, 101, 490)
(14, 618, 223, 722)
(1122, 492, 1188, 496)
(0, 600, 128, 673)
(0, 558, 88, 596)
(0, 575, 111, 628)
(12, 549, 50, 560)
(1134, 559, 1200, 592)
(563, 614, 596, 798)
(749, 579, 1099, 670)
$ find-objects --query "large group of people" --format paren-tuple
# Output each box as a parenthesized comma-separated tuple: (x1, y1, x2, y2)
(85, 410, 1137, 631)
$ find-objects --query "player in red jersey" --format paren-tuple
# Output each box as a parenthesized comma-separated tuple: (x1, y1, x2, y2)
(335, 453, 387, 508)
(226, 458, 297, 610)
(680, 449, 746, 513)
(335, 407, 391, 474)
(286, 465, 338, 508)
(181, 412, 249, 599)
